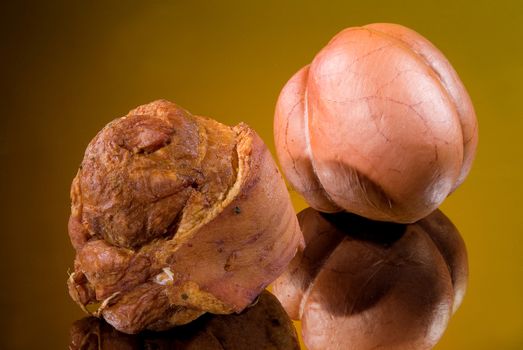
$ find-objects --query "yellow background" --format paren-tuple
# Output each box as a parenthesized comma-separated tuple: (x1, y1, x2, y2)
(1, 1, 522, 349)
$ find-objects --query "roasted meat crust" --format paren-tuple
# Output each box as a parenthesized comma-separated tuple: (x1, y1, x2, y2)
(67, 100, 303, 334)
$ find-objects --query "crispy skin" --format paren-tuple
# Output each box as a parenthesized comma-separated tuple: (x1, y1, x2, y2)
(273, 207, 468, 350)
(69, 290, 300, 350)
(67, 100, 303, 333)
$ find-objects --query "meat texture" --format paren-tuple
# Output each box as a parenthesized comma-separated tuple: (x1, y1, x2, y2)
(274, 23, 478, 223)
(67, 100, 303, 334)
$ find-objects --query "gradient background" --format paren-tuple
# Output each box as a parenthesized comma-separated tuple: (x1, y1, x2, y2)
(1, 1, 522, 349)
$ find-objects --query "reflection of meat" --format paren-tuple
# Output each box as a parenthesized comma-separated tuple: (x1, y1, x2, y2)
(67, 100, 303, 334)
(273, 208, 468, 350)
(274, 23, 478, 223)
(70, 291, 300, 350)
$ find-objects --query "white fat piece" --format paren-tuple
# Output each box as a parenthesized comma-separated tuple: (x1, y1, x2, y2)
(154, 267, 175, 285)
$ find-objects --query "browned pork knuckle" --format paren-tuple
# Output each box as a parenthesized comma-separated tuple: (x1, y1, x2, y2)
(274, 23, 478, 223)
(273, 207, 468, 350)
(67, 100, 303, 334)
(70, 290, 300, 350)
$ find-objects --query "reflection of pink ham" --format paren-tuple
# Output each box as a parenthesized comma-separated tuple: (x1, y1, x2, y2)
(273, 207, 468, 350)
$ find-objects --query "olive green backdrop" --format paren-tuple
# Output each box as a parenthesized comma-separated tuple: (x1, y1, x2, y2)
(1, 1, 521, 349)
